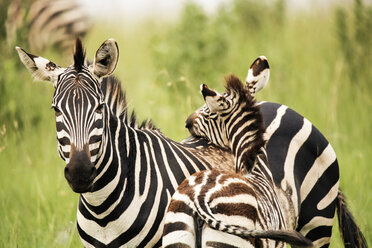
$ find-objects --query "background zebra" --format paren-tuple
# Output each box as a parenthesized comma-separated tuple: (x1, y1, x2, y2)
(16, 39, 366, 247)
(5, 0, 91, 53)
(185, 71, 367, 247)
(163, 76, 312, 247)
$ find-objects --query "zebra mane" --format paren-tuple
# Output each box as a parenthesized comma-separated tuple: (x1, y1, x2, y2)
(225, 74, 266, 172)
(100, 76, 159, 130)
(73, 38, 85, 72)
(224, 74, 250, 104)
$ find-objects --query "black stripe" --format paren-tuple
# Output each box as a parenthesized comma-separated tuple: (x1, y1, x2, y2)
(266, 107, 304, 185)
(77, 222, 106, 248)
(163, 221, 194, 236)
(297, 160, 339, 231)
(294, 125, 329, 186)
(259, 102, 281, 129)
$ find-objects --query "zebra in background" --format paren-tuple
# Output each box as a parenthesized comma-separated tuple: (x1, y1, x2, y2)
(5, 0, 91, 52)
(163, 76, 312, 247)
(16, 39, 366, 247)
(185, 72, 367, 247)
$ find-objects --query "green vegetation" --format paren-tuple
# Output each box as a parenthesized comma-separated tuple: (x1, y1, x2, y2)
(0, 0, 371, 247)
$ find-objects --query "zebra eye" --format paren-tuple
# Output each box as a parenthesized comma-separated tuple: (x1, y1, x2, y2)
(52, 106, 62, 116)
(95, 104, 105, 114)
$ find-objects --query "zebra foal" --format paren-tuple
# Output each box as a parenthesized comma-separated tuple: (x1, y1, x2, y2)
(163, 75, 312, 247)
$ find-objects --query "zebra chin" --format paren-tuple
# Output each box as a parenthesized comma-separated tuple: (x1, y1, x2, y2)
(67, 180, 95, 194)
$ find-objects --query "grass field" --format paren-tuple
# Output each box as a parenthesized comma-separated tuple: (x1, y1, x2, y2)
(0, 1, 371, 247)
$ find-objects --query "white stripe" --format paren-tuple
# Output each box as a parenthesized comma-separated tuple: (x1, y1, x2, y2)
(299, 216, 334, 236)
(301, 144, 337, 202)
(281, 118, 312, 216)
(60, 144, 71, 153)
(317, 180, 339, 210)
(263, 105, 287, 142)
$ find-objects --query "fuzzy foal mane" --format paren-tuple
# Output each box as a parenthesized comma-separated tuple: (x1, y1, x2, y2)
(224, 74, 266, 172)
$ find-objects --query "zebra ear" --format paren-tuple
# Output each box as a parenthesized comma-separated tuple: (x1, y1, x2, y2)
(15, 46, 65, 86)
(200, 84, 224, 112)
(90, 39, 119, 80)
(245, 56, 270, 96)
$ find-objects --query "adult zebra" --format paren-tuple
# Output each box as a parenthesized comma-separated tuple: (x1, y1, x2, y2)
(185, 74, 368, 247)
(16, 39, 366, 247)
(16, 38, 235, 247)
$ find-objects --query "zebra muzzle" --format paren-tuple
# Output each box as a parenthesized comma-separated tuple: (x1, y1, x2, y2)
(64, 143, 97, 193)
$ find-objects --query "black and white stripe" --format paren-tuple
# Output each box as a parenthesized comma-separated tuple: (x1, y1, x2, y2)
(16, 43, 367, 247)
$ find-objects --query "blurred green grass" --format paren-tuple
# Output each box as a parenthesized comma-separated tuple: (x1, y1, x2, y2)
(0, 1, 371, 247)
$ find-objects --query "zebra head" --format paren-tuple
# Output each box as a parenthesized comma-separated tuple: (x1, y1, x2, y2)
(186, 55, 269, 148)
(16, 38, 119, 193)
(186, 75, 265, 172)
(186, 75, 249, 148)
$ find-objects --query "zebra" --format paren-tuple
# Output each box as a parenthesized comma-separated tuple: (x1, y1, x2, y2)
(5, 0, 91, 52)
(16, 40, 366, 247)
(163, 75, 312, 247)
(185, 73, 368, 247)
(16, 38, 236, 247)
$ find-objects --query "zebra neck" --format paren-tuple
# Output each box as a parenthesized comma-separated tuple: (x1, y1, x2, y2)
(228, 114, 264, 172)
(81, 113, 130, 206)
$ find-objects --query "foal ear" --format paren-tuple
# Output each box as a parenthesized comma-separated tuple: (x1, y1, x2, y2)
(90, 39, 119, 80)
(200, 84, 224, 112)
(15, 46, 65, 86)
(245, 56, 270, 96)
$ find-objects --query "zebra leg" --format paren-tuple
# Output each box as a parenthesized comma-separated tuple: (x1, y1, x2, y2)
(194, 214, 204, 248)
(163, 197, 197, 248)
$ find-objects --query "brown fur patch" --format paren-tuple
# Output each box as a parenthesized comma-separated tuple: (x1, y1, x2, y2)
(167, 199, 193, 214)
(211, 202, 257, 219)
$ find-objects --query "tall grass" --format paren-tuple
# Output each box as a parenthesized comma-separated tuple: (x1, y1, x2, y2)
(0, 0, 370, 247)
